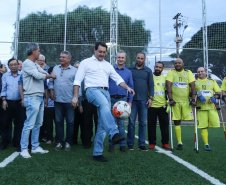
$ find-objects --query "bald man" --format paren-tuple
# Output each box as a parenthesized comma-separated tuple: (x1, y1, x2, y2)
(166, 58, 196, 150)
(195, 67, 221, 151)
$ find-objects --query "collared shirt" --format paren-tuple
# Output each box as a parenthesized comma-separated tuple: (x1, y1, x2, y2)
(49, 64, 77, 103)
(152, 74, 166, 108)
(73, 55, 124, 89)
(1, 71, 22, 100)
(128, 64, 154, 101)
(43, 64, 50, 72)
(109, 65, 134, 103)
(18, 73, 23, 85)
(0, 73, 2, 98)
(166, 69, 195, 102)
(45, 79, 54, 107)
(195, 78, 221, 110)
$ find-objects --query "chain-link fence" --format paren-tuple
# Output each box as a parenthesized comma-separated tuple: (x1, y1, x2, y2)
(0, 0, 225, 79)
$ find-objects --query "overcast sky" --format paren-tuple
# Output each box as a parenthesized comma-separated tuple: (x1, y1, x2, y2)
(0, 0, 225, 68)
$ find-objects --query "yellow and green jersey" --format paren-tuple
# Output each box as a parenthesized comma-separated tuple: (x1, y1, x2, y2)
(166, 69, 195, 102)
(195, 78, 221, 110)
(152, 74, 166, 108)
(221, 77, 226, 91)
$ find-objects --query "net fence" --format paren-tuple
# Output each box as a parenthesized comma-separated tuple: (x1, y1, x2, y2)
(0, 0, 225, 78)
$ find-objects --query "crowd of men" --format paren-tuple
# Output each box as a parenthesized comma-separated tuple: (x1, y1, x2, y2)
(0, 41, 226, 162)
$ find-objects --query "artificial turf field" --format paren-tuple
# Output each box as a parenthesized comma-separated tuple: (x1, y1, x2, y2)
(0, 124, 226, 185)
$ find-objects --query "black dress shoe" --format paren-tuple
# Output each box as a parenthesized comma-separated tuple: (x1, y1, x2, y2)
(92, 155, 108, 162)
(112, 133, 125, 145)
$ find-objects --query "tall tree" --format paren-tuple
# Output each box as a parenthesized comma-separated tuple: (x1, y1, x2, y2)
(170, 22, 226, 79)
(13, 6, 151, 67)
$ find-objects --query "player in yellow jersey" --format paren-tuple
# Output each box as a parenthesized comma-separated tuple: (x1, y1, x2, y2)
(166, 58, 196, 150)
(195, 67, 221, 151)
(148, 62, 170, 150)
(221, 77, 226, 103)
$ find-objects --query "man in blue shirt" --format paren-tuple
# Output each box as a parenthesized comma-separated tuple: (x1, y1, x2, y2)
(127, 53, 154, 151)
(36, 54, 51, 143)
(0, 58, 25, 150)
(49, 51, 77, 151)
(108, 50, 134, 152)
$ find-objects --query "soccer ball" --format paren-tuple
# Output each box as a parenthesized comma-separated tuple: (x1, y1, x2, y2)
(112, 101, 131, 120)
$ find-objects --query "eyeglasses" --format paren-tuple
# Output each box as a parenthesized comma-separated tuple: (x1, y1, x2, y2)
(9, 64, 18, 67)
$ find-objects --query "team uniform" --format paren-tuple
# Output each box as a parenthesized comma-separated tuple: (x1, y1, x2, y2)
(195, 78, 221, 128)
(148, 75, 169, 147)
(166, 69, 195, 120)
(221, 77, 226, 91)
(195, 78, 221, 150)
(166, 69, 195, 147)
(152, 75, 166, 108)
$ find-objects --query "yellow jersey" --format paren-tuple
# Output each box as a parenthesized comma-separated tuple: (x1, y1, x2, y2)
(221, 77, 226, 91)
(166, 69, 195, 102)
(152, 74, 166, 108)
(195, 78, 221, 110)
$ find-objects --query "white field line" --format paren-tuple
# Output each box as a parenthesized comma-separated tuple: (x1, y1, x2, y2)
(0, 152, 20, 168)
(127, 130, 225, 185)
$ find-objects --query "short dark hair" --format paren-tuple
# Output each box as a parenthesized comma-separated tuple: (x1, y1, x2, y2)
(137, 52, 146, 59)
(156, 61, 164, 67)
(48, 67, 54, 74)
(8, 58, 18, 65)
(95, 42, 108, 51)
(26, 43, 39, 56)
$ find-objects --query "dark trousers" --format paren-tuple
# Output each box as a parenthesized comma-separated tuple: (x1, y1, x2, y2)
(1, 100, 26, 148)
(40, 107, 55, 141)
(55, 102, 74, 145)
(73, 107, 84, 145)
(82, 99, 98, 147)
(148, 106, 169, 145)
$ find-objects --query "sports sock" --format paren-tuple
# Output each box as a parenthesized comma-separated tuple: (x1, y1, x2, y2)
(174, 125, 182, 144)
(201, 128, 208, 145)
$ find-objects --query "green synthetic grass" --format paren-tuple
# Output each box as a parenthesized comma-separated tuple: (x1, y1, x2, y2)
(0, 124, 226, 185)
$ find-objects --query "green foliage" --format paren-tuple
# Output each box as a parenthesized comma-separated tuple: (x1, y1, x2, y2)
(170, 22, 226, 79)
(13, 6, 151, 67)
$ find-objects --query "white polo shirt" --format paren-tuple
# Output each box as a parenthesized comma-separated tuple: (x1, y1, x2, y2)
(74, 55, 124, 89)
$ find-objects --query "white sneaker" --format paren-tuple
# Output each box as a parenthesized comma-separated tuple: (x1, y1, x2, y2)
(31, 146, 49, 154)
(20, 149, 31, 158)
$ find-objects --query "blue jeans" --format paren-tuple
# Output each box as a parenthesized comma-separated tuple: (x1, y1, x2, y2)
(127, 100, 148, 147)
(20, 96, 44, 151)
(109, 97, 127, 146)
(86, 87, 119, 156)
(55, 102, 74, 144)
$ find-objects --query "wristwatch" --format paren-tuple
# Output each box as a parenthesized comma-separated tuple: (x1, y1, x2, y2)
(149, 97, 153, 100)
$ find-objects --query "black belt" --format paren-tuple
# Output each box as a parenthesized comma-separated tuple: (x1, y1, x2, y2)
(99, 87, 108, 90)
(111, 95, 126, 99)
(6, 99, 21, 103)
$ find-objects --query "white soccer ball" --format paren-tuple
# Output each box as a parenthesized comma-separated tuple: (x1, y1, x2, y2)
(112, 101, 131, 120)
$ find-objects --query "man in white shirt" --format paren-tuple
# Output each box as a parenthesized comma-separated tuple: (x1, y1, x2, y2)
(72, 42, 135, 162)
